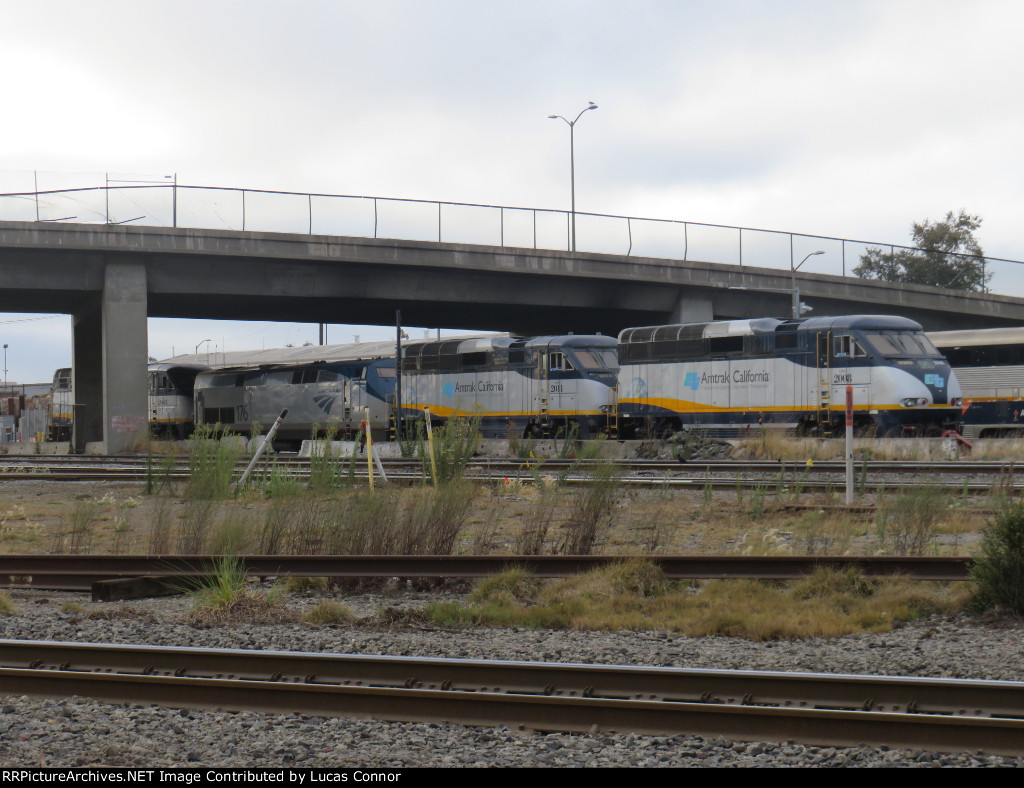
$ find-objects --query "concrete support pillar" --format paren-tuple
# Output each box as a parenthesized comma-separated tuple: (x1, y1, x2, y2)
(71, 261, 148, 453)
(71, 301, 103, 453)
(102, 262, 149, 453)
(671, 292, 714, 324)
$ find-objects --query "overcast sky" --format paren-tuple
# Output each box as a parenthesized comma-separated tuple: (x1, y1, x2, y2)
(2, 0, 1022, 384)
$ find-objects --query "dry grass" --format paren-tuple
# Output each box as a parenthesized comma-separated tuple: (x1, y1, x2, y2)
(301, 599, 354, 625)
(427, 563, 972, 640)
(0, 591, 12, 615)
(186, 592, 300, 627)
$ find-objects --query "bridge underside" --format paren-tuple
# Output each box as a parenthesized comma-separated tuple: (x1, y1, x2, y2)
(3, 221, 1024, 451)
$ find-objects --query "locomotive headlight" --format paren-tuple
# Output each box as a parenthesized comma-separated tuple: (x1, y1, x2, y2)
(901, 397, 930, 408)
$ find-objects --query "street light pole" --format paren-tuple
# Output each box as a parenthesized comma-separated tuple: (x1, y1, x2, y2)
(791, 251, 825, 319)
(548, 101, 598, 252)
(195, 339, 212, 365)
(2, 344, 7, 392)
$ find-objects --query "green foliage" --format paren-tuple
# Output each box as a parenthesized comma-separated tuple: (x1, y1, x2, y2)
(188, 556, 248, 611)
(0, 591, 12, 616)
(553, 421, 580, 459)
(185, 424, 240, 500)
(144, 446, 176, 496)
(970, 503, 1024, 614)
(185, 557, 296, 625)
(427, 414, 481, 485)
(875, 487, 945, 555)
(52, 501, 99, 554)
(207, 513, 252, 555)
(471, 567, 540, 606)
(557, 462, 620, 555)
(402, 481, 476, 554)
(854, 209, 989, 292)
(308, 421, 343, 491)
(750, 483, 768, 520)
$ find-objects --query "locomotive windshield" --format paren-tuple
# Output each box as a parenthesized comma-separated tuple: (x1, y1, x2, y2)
(572, 349, 618, 370)
(863, 331, 942, 358)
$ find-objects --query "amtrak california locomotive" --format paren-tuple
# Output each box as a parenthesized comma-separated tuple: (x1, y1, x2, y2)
(617, 315, 962, 437)
(399, 335, 619, 438)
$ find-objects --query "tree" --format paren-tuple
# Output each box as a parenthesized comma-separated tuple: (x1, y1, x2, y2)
(853, 209, 989, 292)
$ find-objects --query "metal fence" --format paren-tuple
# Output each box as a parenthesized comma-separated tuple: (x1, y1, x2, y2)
(1, 179, 1021, 295)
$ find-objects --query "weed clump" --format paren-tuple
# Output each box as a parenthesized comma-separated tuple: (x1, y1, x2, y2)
(875, 487, 946, 555)
(427, 414, 481, 485)
(185, 425, 240, 500)
(557, 463, 620, 555)
(185, 557, 298, 626)
(471, 568, 540, 606)
(302, 600, 354, 625)
(0, 591, 12, 615)
(791, 567, 874, 601)
(970, 503, 1024, 615)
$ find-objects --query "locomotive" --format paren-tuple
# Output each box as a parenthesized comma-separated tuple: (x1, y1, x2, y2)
(398, 334, 619, 438)
(617, 315, 963, 438)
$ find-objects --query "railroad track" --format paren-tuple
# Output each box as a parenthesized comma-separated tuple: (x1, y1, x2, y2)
(2, 639, 1021, 756)
(1, 454, 1020, 491)
(0, 554, 973, 595)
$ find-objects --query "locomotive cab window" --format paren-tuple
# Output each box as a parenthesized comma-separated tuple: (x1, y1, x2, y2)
(549, 352, 574, 372)
(834, 336, 866, 358)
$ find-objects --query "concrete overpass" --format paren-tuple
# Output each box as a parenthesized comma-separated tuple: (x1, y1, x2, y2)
(3, 220, 1024, 451)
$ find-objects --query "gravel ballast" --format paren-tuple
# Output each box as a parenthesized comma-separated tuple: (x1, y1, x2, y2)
(1, 587, 1023, 768)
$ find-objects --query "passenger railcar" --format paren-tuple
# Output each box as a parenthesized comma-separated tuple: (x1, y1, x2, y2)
(399, 335, 619, 438)
(148, 363, 209, 439)
(194, 356, 397, 448)
(928, 327, 1024, 439)
(618, 315, 962, 438)
(47, 367, 74, 441)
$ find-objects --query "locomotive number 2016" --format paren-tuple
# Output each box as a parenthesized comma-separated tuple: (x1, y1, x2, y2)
(832, 373, 853, 384)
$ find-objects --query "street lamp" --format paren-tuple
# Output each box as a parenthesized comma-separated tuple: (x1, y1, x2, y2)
(548, 101, 598, 252)
(791, 251, 825, 319)
(2, 344, 6, 392)
(195, 339, 212, 364)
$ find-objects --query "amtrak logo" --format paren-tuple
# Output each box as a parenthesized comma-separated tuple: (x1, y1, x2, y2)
(924, 374, 945, 389)
(313, 394, 339, 414)
(684, 372, 700, 391)
(628, 378, 648, 398)
(442, 382, 455, 398)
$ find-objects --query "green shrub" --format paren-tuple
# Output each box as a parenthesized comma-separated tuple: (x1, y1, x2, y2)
(970, 503, 1024, 614)
(186, 425, 240, 499)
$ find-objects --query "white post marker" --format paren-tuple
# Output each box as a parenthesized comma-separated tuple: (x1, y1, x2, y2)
(363, 414, 374, 492)
(424, 407, 438, 487)
(235, 408, 288, 491)
(845, 385, 854, 505)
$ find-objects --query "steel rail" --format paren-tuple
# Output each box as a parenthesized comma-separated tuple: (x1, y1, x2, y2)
(1, 640, 1022, 756)
(0, 463, 1018, 493)
(0, 554, 973, 594)
(3, 455, 1021, 475)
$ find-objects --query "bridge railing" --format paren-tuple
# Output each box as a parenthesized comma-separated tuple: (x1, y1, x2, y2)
(1, 178, 1021, 295)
